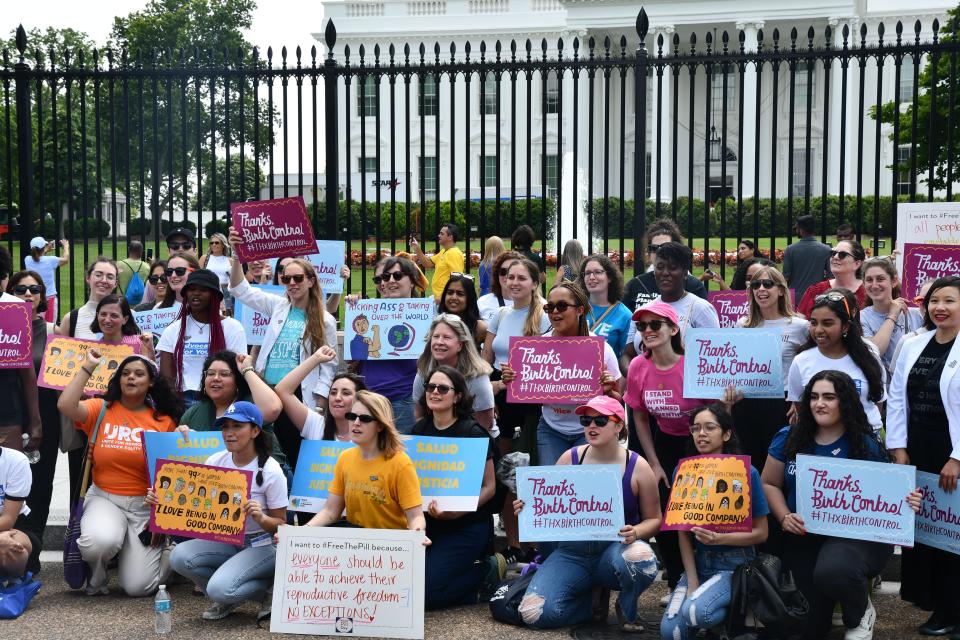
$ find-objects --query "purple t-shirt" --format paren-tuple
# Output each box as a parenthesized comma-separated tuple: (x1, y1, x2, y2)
(361, 360, 418, 401)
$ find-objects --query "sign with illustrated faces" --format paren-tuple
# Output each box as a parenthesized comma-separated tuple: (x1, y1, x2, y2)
(141, 430, 226, 485)
(37, 335, 141, 396)
(0, 301, 33, 368)
(230, 196, 318, 262)
(343, 297, 434, 360)
(901, 243, 960, 306)
(233, 284, 285, 346)
(681, 327, 784, 399)
(663, 454, 753, 533)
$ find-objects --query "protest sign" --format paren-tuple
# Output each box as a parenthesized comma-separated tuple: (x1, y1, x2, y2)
(141, 431, 226, 484)
(506, 335, 604, 404)
(795, 454, 916, 546)
(0, 301, 33, 368)
(516, 465, 625, 542)
(901, 243, 960, 305)
(289, 440, 353, 512)
(682, 327, 783, 399)
(270, 526, 425, 638)
(663, 455, 752, 532)
(149, 459, 252, 545)
(230, 196, 317, 262)
(305, 240, 347, 294)
(233, 284, 285, 346)
(343, 297, 433, 360)
(914, 470, 960, 556)
(38, 336, 140, 395)
(708, 290, 797, 328)
(132, 303, 182, 334)
(896, 201, 960, 271)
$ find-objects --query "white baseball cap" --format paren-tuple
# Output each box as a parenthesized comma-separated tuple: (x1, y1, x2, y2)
(29, 237, 48, 250)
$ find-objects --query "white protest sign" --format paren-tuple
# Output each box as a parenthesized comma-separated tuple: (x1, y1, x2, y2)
(132, 303, 182, 334)
(271, 526, 425, 639)
(895, 201, 960, 271)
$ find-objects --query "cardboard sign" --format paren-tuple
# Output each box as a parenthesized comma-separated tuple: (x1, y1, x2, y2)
(132, 303, 182, 334)
(141, 431, 227, 485)
(663, 455, 753, 532)
(233, 284, 285, 346)
(270, 526, 425, 639)
(708, 290, 797, 328)
(895, 201, 960, 272)
(914, 470, 960, 556)
(901, 243, 960, 305)
(38, 336, 140, 396)
(682, 327, 784, 399)
(343, 298, 433, 360)
(149, 459, 252, 545)
(506, 335, 605, 404)
(230, 196, 317, 262)
(516, 465, 625, 542)
(0, 301, 34, 368)
(795, 454, 916, 546)
(305, 240, 347, 294)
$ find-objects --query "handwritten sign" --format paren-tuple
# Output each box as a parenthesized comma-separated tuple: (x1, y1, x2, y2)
(344, 298, 434, 360)
(0, 301, 33, 368)
(141, 431, 226, 485)
(230, 196, 317, 262)
(132, 303, 182, 334)
(795, 454, 916, 546)
(708, 290, 797, 328)
(896, 201, 960, 272)
(270, 526, 425, 639)
(682, 327, 783, 399)
(901, 243, 960, 305)
(915, 470, 960, 556)
(663, 455, 752, 532)
(305, 240, 347, 294)
(516, 465, 625, 542)
(38, 336, 140, 396)
(506, 336, 604, 404)
(289, 440, 353, 513)
(233, 284, 285, 346)
(149, 459, 252, 545)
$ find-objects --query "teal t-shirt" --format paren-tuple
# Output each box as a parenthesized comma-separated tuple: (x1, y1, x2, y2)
(264, 307, 306, 385)
(588, 301, 633, 358)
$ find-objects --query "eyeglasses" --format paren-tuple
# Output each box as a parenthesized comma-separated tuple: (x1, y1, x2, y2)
(579, 415, 620, 428)
(583, 269, 606, 278)
(636, 319, 670, 332)
(168, 242, 194, 251)
(90, 271, 117, 282)
(280, 274, 307, 284)
(450, 272, 474, 281)
(815, 291, 852, 318)
(164, 267, 194, 277)
(345, 412, 376, 423)
(544, 301, 578, 314)
(13, 284, 42, 295)
(204, 369, 235, 379)
(148, 275, 168, 285)
(689, 422, 721, 435)
(647, 243, 664, 253)
(425, 383, 453, 394)
(749, 279, 777, 290)
(373, 272, 406, 285)
(830, 250, 854, 261)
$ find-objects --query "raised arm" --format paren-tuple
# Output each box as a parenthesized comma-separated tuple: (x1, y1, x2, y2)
(237, 352, 282, 424)
(274, 347, 336, 431)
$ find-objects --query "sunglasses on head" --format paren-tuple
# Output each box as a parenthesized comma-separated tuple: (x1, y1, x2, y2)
(13, 284, 42, 295)
(168, 242, 194, 250)
(280, 273, 307, 284)
(373, 272, 406, 285)
(425, 383, 453, 395)
(830, 250, 854, 261)
(636, 319, 670, 332)
(450, 272, 474, 281)
(345, 412, 376, 423)
(579, 415, 619, 428)
(148, 275, 168, 285)
(815, 291, 852, 318)
(164, 266, 194, 277)
(544, 301, 578, 314)
(749, 279, 777, 290)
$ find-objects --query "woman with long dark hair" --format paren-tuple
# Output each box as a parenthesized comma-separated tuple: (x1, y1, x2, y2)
(133, 260, 168, 311)
(577, 253, 633, 359)
(438, 273, 487, 349)
(158, 252, 200, 309)
(797, 239, 868, 317)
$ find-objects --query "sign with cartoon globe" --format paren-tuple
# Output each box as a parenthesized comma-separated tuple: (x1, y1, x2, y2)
(344, 297, 435, 360)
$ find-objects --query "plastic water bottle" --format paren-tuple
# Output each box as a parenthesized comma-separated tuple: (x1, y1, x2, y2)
(21, 434, 40, 464)
(155, 584, 172, 635)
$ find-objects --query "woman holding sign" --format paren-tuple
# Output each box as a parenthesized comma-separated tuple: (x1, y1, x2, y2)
(887, 276, 960, 635)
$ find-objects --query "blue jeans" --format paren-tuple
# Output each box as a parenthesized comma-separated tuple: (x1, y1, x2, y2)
(391, 397, 416, 434)
(536, 417, 586, 467)
(660, 546, 754, 640)
(519, 539, 659, 629)
(170, 534, 277, 605)
(425, 518, 491, 610)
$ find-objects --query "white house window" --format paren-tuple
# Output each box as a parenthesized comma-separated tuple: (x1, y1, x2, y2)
(793, 61, 815, 108)
(357, 76, 378, 117)
(791, 148, 809, 197)
(896, 145, 912, 195)
(543, 154, 559, 197)
(419, 75, 438, 116)
(545, 74, 559, 114)
(482, 156, 498, 187)
(481, 75, 498, 115)
(420, 156, 438, 200)
(358, 156, 378, 173)
(900, 55, 915, 103)
(711, 70, 736, 113)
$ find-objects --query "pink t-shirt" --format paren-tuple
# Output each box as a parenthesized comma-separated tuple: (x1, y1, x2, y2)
(623, 355, 707, 437)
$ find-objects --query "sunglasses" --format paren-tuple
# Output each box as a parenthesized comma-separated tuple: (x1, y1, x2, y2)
(280, 273, 307, 284)
(13, 284, 42, 295)
(425, 383, 453, 394)
(830, 250, 854, 260)
(373, 272, 406, 285)
(148, 275, 168, 285)
(345, 412, 376, 423)
(636, 319, 670, 332)
(450, 272, 474, 281)
(749, 279, 777, 290)
(209, 240, 222, 245)
(499, 268, 510, 277)
(647, 243, 664, 253)
(815, 291, 852, 318)
(544, 301, 578, 314)
(168, 242, 194, 250)
(579, 415, 620, 427)
(165, 267, 194, 277)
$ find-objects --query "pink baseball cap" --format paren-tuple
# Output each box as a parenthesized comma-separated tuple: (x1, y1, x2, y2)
(575, 396, 626, 424)
(631, 300, 680, 325)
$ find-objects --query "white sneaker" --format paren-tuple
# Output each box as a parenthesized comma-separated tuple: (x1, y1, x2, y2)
(202, 601, 241, 620)
(844, 598, 876, 640)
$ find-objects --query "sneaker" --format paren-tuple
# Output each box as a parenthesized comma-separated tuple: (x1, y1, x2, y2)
(501, 546, 523, 567)
(202, 601, 241, 620)
(659, 592, 670, 607)
(844, 598, 876, 640)
(84, 582, 109, 596)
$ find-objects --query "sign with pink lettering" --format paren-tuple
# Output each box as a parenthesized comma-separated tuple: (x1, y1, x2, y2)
(795, 454, 916, 546)
(0, 301, 33, 368)
(506, 336, 604, 404)
(230, 196, 317, 262)
(516, 464, 625, 541)
(682, 328, 783, 399)
(708, 289, 797, 328)
(901, 243, 960, 305)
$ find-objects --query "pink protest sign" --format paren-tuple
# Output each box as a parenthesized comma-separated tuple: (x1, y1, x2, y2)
(506, 335, 604, 404)
(902, 243, 960, 305)
(230, 196, 317, 262)
(708, 289, 797, 328)
(0, 301, 33, 368)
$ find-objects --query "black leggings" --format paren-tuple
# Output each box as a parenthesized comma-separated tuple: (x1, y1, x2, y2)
(652, 428, 689, 589)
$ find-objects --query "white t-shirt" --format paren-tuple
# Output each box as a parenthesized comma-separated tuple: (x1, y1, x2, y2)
(477, 293, 514, 325)
(736, 315, 810, 376)
(301, 407, 326, 440)
(157, 316, 248, 392)
(786, 347, 887, 431)
(488, 304, 552, 366)
(0, 447, 31, 518)
(204, 450, 287, 534)
(69, 299, 100, 340)
(205, 255, 232, 286)
(541, 339, 622, 437)
(24, 255, 61, 295)
(627, 292, 720, 352)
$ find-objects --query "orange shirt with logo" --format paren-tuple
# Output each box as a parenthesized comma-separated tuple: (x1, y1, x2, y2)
(76, 398, 177, 496)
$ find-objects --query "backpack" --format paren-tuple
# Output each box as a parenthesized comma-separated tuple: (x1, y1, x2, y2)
(488, 563, 538, 626)
(120, 260, 146, 305)
(726, 553, 809, 638)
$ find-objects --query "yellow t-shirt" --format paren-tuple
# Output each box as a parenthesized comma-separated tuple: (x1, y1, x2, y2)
(329, 448, 422, 530)
(431, 246, 465, 301)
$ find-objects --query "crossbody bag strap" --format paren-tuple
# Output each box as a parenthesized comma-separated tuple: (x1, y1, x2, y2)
(588, 305, 617, 333)
(77, 401, 109, 499)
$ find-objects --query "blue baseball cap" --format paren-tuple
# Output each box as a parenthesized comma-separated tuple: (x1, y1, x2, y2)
(214, 401, 263, 429)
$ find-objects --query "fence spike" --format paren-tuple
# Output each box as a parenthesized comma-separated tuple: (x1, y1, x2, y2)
(636, 8, 649, 42)
(324, 19, 337, 50)
(933, 18, 940, 42)
(807, 26, 815, 47)
(15, 25, 26, 58)
(877, 21, 885, 43)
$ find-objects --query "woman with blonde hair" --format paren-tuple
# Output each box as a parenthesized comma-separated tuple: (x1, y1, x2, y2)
(199, 232, 233, 313)
(552, 239, 585, 287)
(478, 236, 505, 297)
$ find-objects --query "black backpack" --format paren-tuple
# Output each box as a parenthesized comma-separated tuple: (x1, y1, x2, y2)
(488, 566, 537, 626)
(726, 553, 809, 638)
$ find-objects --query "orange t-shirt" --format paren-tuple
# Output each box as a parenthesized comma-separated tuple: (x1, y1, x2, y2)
(76, 398, 177, 496)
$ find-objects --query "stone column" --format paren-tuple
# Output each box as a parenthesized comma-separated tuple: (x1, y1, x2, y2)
(736, 20, 764, 198)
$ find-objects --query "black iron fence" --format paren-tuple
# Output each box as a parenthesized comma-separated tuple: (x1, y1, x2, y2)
(2, 8, 959, 307)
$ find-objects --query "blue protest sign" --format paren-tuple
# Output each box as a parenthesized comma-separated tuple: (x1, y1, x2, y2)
(132, 303, 182, 334)
(288, 440, 354, 512)
(305, 240, 346, 294)
(516, 465, 625, 542)
(915, 471, 960, 555)
(682, 327, 784, 399)
(233, 284, 285, 346)
(141, 431, 226, 485)
(795, 454, 916, 546)
(408, 436, 488, 511)
(343, 297, 434, 360)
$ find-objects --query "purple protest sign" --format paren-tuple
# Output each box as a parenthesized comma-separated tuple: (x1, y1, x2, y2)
(902, 243, 960, 305)
(0, 301, 34, 368)
(230, 196, 317, 262)
(709, 289, 797, 328)
(507, 335, 604, 404)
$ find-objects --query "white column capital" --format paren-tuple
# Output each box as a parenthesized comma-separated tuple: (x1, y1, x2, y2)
(735, 21, 765, 33)
(560, 27, 588, 43)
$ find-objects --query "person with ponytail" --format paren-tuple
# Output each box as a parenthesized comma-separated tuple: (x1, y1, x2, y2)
(166, 401, 288, 621)
(157, 269, 247, 408)
(24, 236, 69, 321)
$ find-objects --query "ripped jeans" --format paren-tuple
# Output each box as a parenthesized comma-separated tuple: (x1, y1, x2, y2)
(660, 546, 754, 640)
(518, 539, 659, 629)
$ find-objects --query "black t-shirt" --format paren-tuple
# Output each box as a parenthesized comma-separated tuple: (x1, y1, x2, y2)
(907, 337, 955, 434)
(621, 270, 708, 312)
